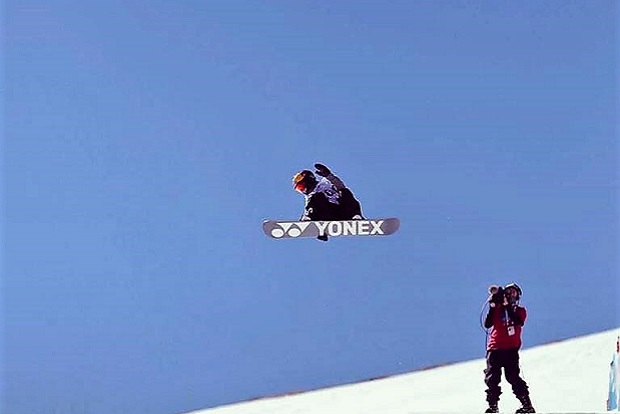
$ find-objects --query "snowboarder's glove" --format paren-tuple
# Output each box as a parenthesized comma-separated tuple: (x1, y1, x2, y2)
(314, 163, 332, 177)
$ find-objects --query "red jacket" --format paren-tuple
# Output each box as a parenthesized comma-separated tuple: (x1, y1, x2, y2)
(484, 304, 527, 351)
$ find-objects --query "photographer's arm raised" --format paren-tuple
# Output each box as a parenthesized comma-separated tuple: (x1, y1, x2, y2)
(484, 307, 495, 329)
(506, 305, 526, 326)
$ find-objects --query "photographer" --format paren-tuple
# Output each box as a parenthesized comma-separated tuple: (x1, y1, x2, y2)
(483, 283, 536, 413)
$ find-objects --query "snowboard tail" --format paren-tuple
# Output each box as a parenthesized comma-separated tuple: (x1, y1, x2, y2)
(263, 218, 400, 239)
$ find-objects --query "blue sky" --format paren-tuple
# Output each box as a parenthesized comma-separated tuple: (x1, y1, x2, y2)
(3, 1, 618, 413)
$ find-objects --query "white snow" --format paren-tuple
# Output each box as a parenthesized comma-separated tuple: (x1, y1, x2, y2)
(184, 328, 619, 414)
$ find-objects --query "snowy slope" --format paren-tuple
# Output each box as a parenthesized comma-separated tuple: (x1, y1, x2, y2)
(185, 328, 619, 414)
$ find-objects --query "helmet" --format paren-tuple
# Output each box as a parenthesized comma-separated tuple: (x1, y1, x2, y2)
(504, 283, 522, 300)
(292, 170, 317, 195)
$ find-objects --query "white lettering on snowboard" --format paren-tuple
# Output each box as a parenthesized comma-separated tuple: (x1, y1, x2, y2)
(316, 220, 385, 237)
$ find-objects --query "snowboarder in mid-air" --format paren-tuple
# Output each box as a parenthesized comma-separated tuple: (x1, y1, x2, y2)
(261, 163, 398, 240)
(292, 163, 364, 241)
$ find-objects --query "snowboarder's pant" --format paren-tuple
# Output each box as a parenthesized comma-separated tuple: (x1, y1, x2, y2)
(338, 188, 363, 219)
(484, 349, 530, 403)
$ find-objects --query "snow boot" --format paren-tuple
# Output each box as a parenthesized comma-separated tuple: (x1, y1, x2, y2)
(485, 403, 499, 413)
(515, 394, 535, 413)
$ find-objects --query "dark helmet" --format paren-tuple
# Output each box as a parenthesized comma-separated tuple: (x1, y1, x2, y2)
(504, 283, 522, 300)
(292, 170, 317, 195)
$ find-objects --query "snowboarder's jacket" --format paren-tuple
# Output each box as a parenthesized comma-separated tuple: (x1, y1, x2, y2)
(301, 173, 361, 222)
(484, 304, 527, 351)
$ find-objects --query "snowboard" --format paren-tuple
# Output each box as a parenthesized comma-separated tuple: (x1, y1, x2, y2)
(262, 218, 400, 239)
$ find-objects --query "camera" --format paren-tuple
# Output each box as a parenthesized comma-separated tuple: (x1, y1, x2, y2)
(488, 285, 506, 306)
(488, 283, 522, 306)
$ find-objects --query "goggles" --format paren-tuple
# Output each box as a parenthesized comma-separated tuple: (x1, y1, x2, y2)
(293, 173, 307, 193)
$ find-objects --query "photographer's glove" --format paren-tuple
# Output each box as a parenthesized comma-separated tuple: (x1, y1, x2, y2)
(487, 293, 496, 306)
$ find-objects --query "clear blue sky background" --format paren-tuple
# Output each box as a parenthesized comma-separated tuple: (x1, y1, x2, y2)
(3, 1, 618, 413)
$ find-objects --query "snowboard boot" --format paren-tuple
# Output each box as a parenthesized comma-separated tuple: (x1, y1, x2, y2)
(515, 394, 535, 413)
(485, 402, 499, 413)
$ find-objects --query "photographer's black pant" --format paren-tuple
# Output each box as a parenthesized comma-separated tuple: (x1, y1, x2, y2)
(484, 349, 530, 403)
